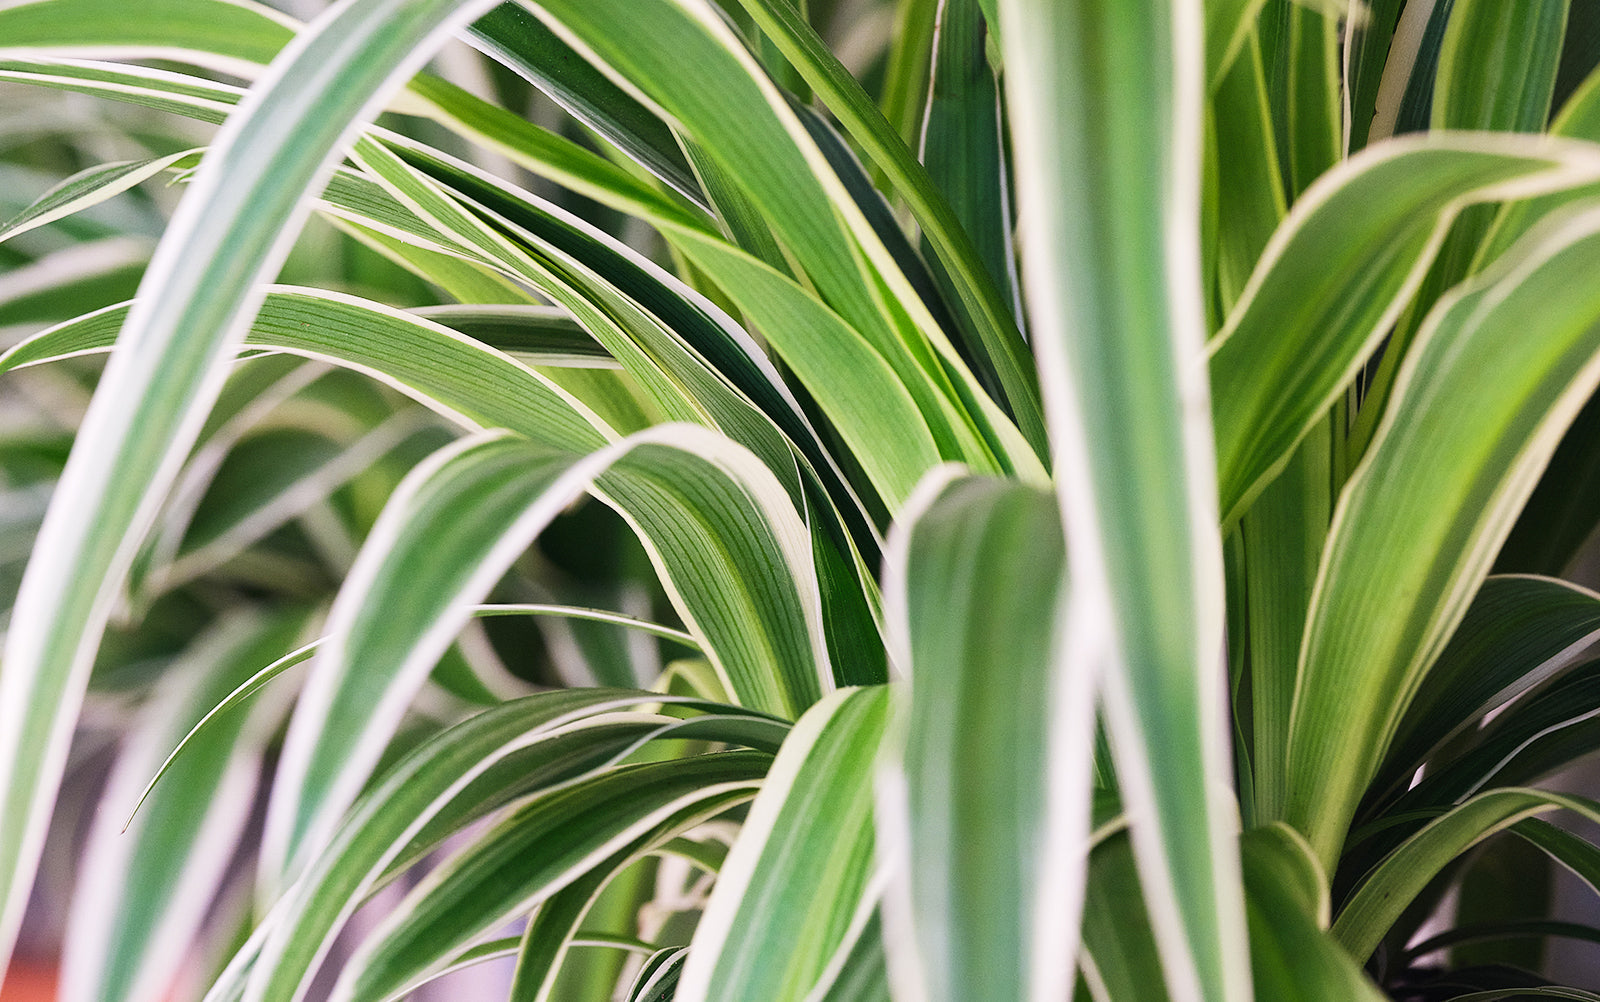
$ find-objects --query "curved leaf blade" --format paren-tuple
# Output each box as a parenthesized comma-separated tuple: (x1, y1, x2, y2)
(0, 0, 511, 974)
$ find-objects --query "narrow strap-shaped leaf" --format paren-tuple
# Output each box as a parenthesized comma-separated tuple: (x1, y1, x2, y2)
(0, 0, 511, 976)
(1346, 0, 1406, 151)
(463, 2, 704, 207)
(0, 56, 240, 124)
(1240, 423, 1332, 822)
(877, 473, 1077, 1002)
(1257, 0, 1341, 200)
(725, 0, 1044, 450)
(121, 600, 700, 821)
(266, 425, 827, 882)
(60, 609, 308, 1002)
(523, 0, 1045, 483)
(626, 948, 689, 1002)
(1342, 0, 1577, 460)
(920, 0, 1017, 307)
(1206, 0, 1269, 90)
(1078, 830, 1172, 1002)
(0, 288, 613, 451)
(403, 72, 711, 233)
(242, 694, 776, 1002)
(1334, 789, 1600, 961)
(1283, 201, 1600, 870)
(1373, 575, 1600, 803)
(998, 1, 1249, 999)
(1432, 0, 1570, 133)
(506, 865, 624, 1002)
(347, 136, 807, 498)
(0, 148, 201, 245)
(144, 413, 436, 598)
(1370, 0, 1457, 141)
(0, 0, 295, 75)
(674, 686, 888, 1002)
(330, 755, 767, 1002)
(1239, 825, 1388, 1001)
(1209, 28, 1287, 313)
(1386, 659, 1600, 813)
(408, 305, 612, 366)
(1210, 134, 1600, 522)
(665, 229, 947, 509)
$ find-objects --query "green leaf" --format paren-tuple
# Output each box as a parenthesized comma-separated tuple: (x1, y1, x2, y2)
(1432, 0, 1570, 132)
(1079, 829, 1171, 1002)
(0, 0, 294, 75)
(674, 686, 888, 1002)
(1258, 0, 1342, 201)
(331, 754, 768, 1002)
(998, 2, 1250, 998)
(1346, 0, 1406, 150)
(506, 867, 624, 1002)
(1334, 789, 1600, 961)
(1209, 28, 1287, 313)
(403, 71, 711, 233)
(1284, 201, 1600, 871)
(1239, 423, 1332, 823)
(265, 426, 828, 882)
(626, 948, 689, 1002)
(0, 0, 514, 975)
(1372, 575, 1600, 805)
(1210, 134, 1600, 522)
(0, 288, 613, 451)
(919, 0, 1017, 305)
(0, 149, 201, 245)
(241, 692, 780, 1002)
(664, 228, 946, 509)
(1206, 0, 1269, 91)
(878, 473, 1078, 1002)
(464, 3, 704, 207)
(61, 609, 309, 1002)
(1387, 659, 1600, 813)
(523, 0, 1044, 483)
(1239, 825, 1389, 1002)
(725, 0, 1044, 451)
(408, 305, 610, 366)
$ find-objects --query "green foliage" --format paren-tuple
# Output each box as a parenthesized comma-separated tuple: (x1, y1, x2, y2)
(6, 1, 1600, 1000)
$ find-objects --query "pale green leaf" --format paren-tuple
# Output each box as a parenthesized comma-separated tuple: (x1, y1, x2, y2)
(999, 2, 1249, 998)
(675, 686, 888, 1002)
(0, 0, 514, 974)
(1284, 201, 1600, 870)
(878, 473, 1078, 1002)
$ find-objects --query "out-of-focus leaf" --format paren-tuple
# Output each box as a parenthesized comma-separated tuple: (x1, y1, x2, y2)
(1370, 575, 1600, 806)
(999, 1, 1250, 998)
(0, 149, 201, 245)
(265, 426, 827, 882)
(0, 0, 514, 976)
(240, 690, 784, 1002)
(1239, 825, 1388, 1001)
(878, 473, 1076, 1002)
(1334, 789, 1600, 961)
(330, 754, 768, 1002)
(61, 609, 308, 1002)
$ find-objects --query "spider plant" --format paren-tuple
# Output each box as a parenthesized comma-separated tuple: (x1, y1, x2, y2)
(7, 0, 1600, 999)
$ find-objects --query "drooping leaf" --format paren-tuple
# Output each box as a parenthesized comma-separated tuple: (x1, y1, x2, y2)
(0, 0, 514, 974)
(1210, 134, 1600, 522)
